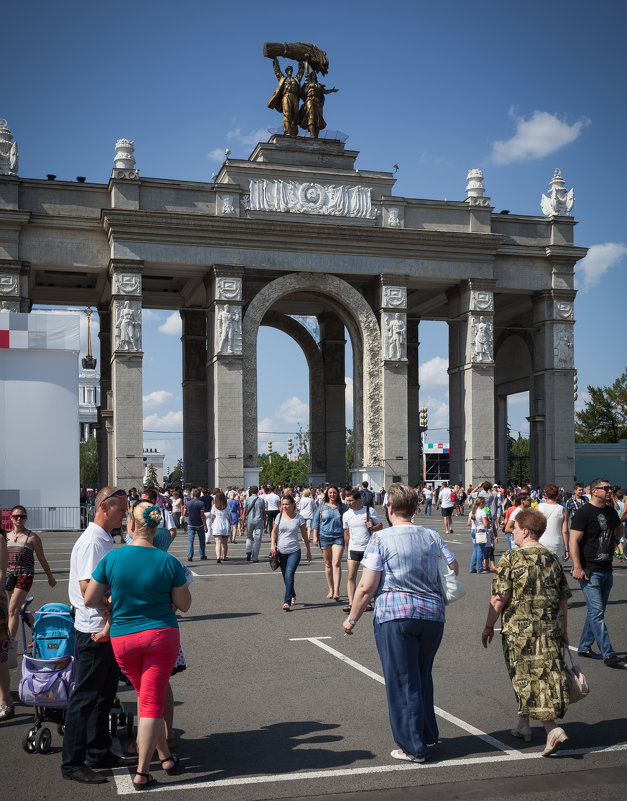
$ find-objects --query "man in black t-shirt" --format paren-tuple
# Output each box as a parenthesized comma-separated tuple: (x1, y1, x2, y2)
(570, 478, 624, 667)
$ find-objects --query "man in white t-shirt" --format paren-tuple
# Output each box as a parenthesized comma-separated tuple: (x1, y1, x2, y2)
(437, 481, 455, 535)
(342, 489, 382, 612)
(265, 485, 281, 533)
(61, 487, 136, 783)
(422, 485, 434, 515)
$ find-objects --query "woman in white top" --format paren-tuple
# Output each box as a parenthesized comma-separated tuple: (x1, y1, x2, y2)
(537, 484, 569, 561)
(270, 493, 311, 610)
(171, 490, 182, 529)
(298, 488, 315, 542)
(211, 491, 231, 563)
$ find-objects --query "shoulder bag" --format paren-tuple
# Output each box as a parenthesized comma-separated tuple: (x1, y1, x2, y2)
(563, 647, 590, 703)
(429, 531, 466, 604)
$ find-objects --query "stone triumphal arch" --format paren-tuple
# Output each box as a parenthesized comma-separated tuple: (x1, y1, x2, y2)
(0, 118, 586, 490)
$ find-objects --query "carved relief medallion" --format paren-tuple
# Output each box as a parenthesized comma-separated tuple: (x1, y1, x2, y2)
(216, 277, 242, 301)
(470, 290, 494, 312)
(387, 207, 401, 227)
(0, 274, 18, 295)
(113, 272, 141, 296)
(555, 300, 574, 320)
(382, 286, 407, 309)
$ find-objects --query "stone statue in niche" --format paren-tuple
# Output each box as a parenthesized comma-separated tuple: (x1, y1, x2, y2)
(471, 315, 493, 363)
(221, 195, 236, 215)
(554, 327, 574, 367)
(385, 313, 406, 360)
(387, 207, 400, 227)
(217, 305, 242, 354)
(116, 301, 141, 351)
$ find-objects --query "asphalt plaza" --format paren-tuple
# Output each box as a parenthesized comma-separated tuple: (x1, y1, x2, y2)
(3, 509, 627, 800)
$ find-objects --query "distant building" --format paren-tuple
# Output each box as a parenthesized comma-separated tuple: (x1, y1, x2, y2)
(143, 447, 165, 485)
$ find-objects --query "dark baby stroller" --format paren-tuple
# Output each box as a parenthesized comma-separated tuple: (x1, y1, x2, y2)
(19, 600, 76, 753)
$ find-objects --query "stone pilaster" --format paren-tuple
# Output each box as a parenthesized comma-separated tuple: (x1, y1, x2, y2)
(529, 290, 576, 487)
(448, 281, 496, 486)
(407, 317, 420, 486)
(109, 260, 144, 489)
(181, 308, 208, 486)
(96, 306, 112, 486)
(319, 311, 346, 484)
(379, 280, 409, 486)
(0, 260, 29, 312)
(207, 268, 244, 488)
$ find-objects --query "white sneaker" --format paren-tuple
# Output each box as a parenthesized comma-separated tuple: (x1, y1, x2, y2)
(390, 749, 427, 763)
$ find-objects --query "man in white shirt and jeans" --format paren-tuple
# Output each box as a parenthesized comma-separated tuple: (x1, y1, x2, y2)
(61, 487, 135, 784)
(436, 481, 455, 535)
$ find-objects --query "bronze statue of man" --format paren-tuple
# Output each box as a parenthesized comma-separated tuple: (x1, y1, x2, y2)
(299, 68, 338, 139)
(267, 57, 304, 137)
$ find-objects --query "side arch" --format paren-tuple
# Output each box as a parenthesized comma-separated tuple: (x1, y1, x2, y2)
(242, 272, 382, 471)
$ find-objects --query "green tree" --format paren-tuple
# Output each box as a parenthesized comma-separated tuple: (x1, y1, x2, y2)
(507, 432, 530, 486)
(168, 458, 184, 486)
(575, 369, 627, 443)
(80, 437, 98, 486)
(145, 463, 159, 488)
(258, 452, 309, 487)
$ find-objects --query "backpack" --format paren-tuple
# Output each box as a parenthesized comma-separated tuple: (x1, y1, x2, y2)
(360, 489, 374, 508)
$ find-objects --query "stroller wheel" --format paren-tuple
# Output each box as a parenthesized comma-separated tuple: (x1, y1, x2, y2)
(22, 729, 37, 754)
(57, 724, 65, 736)
(36, 727, 52, 754)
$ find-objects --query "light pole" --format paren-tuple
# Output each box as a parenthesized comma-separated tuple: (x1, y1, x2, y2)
(267, 439, 273, 464)
(420, 406, 428, 483)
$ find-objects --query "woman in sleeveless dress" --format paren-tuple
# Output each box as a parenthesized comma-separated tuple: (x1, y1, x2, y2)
(536, 485, 569, 561)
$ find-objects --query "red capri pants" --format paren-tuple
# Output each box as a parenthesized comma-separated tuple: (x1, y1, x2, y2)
(110, 627, 180, 718)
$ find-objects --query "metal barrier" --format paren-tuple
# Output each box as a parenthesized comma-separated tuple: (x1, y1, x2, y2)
(23, 506, 95, 532)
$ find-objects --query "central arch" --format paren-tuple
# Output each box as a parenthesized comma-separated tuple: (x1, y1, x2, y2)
(243, 272, 382, 476)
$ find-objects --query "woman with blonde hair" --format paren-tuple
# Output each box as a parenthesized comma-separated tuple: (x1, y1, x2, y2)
(85, 501, 191, 788)
(298, 488, 315, 543)
(271, 493, 311, 610)
(227, 490, 241, 543)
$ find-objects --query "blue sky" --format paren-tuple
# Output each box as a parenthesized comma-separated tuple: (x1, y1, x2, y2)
(5, 1, 626, 473)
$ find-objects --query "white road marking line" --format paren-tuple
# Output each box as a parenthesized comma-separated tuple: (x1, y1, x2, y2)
(112, 743, 627, 794)
(182, 570, 327, 578)
(299, 637, 516, 755)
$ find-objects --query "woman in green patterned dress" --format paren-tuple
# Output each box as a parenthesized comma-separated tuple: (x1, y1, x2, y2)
(481, 508, 572, 756)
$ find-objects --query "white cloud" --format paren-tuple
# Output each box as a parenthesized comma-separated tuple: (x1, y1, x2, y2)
(419, 356, 449, 388)
(158, 312, 182, 336)
(575, 391, 590, 414)
(345, 376, 353, 412)
(490, 110, 589, 165)
(142, 309, 160, 322)
(143, 390, 174, 408)
(143, 410, 183, 431)
(206, 148, 226, 162)
(277, 396, 308, 426)
(575, 242, 627, 292)
(227, 127, 268, 147)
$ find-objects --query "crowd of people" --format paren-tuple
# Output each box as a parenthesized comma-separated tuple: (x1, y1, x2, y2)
(0, 473, 624, 782)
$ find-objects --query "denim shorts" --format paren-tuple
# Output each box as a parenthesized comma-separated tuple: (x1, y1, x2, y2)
(319, 533, 345, 549)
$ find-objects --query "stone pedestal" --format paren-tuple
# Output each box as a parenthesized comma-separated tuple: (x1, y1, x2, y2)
(181, 309, 208, 486)
(530, 291, 576, 487)
(207, 269, 244, 489)
(109, 261, 144, 489)
(448, 282, 496, 486)
(319, 312, 346, 484)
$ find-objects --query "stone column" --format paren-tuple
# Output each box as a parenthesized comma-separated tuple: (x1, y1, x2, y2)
(380, 282, 409, 486)
(0, 260, 29, 312)
(494, 393, 508, 484)
(96, 306, 112, 486)
(207, 269, 244, 489)
(109, 260, 144, 489)
(530, 291, 576, 487)
(319, 311, 346, 484)
(448, 282, 496, 487)
(407, 317, 420, 486)
(180, 309, 208, 487)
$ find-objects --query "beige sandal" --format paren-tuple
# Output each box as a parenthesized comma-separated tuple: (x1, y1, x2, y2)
(542, 727, 568, 756)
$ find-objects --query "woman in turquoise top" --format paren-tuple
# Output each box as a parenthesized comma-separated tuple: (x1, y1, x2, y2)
(312, 485, 348, 601)
(85, 502, 191, 789)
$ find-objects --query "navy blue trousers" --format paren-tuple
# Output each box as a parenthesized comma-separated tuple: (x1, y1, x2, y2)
(373, 617, 444, 760)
